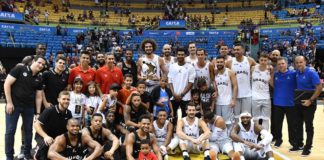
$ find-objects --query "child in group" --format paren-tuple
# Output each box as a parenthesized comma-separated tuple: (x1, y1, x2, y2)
(84, 81, 102, 126)
(151, 76, 173, 119)
(138, 139, 158, 160)
(117, 74, 137, 115)
(136, 80, 151, 110)
(191, 89, 202, 118)
(98, 83, 121, 125)
(68, 77, 86, 126)
(197, 78, 216, 114)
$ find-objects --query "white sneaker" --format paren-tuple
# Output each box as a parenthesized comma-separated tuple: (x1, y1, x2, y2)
(17, 153, 25, 159)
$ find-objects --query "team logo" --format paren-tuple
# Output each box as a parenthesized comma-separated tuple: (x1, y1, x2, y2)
(23, 72, 27, 77)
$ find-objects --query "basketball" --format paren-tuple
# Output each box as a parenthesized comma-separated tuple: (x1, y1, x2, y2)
(209, 150, 217, 160)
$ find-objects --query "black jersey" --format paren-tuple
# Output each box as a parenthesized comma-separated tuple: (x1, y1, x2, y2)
(130, 106, 147, 124)
(60, 133, 88, 160)
(87, 127, 108, 145)
(132, 131, 150, 158)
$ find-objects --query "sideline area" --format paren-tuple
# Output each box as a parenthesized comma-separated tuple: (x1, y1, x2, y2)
(0, 102, 323, 159)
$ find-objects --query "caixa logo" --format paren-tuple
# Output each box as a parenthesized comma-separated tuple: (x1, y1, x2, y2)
(1, 25, 14, 29)
(166, 21, 180, 25)
(73, 29, 84, 33)
(39, 28, 51, 32)
(0, 12, 15, 18)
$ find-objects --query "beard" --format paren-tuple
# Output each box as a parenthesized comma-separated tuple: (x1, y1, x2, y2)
(97, 60, 105, 66)
(217, 65, 224, 70)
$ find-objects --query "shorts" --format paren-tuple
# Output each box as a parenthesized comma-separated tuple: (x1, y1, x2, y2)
(216, 105, 234, 124)
(252, 99, 271, 120)
(210, 138, 233, 154)
(234, 97, 252, 119)
(179, 135, 205, 153)
(233, 142, 272, 159)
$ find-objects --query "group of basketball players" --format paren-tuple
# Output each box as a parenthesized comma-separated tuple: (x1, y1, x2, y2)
(4, 38, 322, 160)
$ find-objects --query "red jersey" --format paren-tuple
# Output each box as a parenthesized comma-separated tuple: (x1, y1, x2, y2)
(138, 152, 158, 160)
(117, 86, 137, 115)
(68, 65, 95, 93)
(95, 66, 123, 94)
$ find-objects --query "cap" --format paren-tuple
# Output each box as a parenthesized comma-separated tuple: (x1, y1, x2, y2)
(109, 83, 121, 91)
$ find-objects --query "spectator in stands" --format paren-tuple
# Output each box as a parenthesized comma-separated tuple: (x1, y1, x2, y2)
(4, 55, 45, 160)
(44, 9, 49, 25)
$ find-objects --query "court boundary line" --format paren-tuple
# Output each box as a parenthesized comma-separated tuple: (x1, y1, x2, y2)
(273, 150, 291, 160)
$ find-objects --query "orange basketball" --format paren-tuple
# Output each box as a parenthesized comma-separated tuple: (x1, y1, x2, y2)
(209, 150, 217, 160)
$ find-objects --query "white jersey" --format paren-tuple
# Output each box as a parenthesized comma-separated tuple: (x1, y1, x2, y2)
(238, 121, 258, 144)
(141, 54, 161, 79)
(182, 117, 200, 139)
(185, 56, 198, 66)
(153, 120, 169, 143)
(231, 56, 251, 98)
(208, 116, 229, 142)
(194, 62, 211, 88)
(163, 56, 176, 73)
(168, 63, 196, 101)
(68, 91, 86, 118)
(215, 68, 232, 105)
(252, 65, 271, 100)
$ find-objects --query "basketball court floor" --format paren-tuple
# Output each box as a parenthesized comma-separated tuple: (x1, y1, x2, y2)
(0, 102, 323, 160)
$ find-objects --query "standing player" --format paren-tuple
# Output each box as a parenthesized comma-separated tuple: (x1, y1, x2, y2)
(176, 102, 211, 160)
(251, 54, 273, 130)
(161, 44, 176, 73)
(215, 55, 237, 130)
(193, 48, 214, 88)
(137, 39, 167, 93)
(231, 112, 274, 160)
(185, 42, 198, 66)
(225, 43, 256, 121)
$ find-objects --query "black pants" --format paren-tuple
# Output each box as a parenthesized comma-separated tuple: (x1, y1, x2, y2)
(270, 98, 275, 140)
(171, 100, 189, 118)
(34, 135, 49, 160)
(272, 106, 298, 146)
(295, 103, 317, 149)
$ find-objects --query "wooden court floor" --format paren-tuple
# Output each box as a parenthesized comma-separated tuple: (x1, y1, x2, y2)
(0, 102, 323, 160)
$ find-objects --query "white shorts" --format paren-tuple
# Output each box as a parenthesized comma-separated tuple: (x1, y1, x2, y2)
(210, 138, 233, 154)
(252, 99, 271, 120)
(216, 105, 234, 125)
(179, 135, 205, 153)
(234, 97, 252, 118)
(233, 142, 272, 159)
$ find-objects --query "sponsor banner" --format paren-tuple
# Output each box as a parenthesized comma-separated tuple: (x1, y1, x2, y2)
(0, 11, 24, 21)
(159, 20, 186, 28)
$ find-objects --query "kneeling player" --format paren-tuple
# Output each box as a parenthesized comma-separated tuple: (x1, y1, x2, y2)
(230, 112, 274, 160)
(204, 111, 240, 160)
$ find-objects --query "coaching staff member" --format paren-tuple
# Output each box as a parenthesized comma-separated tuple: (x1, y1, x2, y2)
(42, 56, 69, 108)
(294, 56, 322, 156)
(34, 91, 72, 159)
(4, 55, 45, 160)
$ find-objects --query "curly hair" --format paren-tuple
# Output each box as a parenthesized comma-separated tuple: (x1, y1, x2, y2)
(141, 38, 157, 52)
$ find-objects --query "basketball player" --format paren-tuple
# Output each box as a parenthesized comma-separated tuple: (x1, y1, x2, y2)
(153, 110, 179, 159)
(48, 118, 102, 160)
(137, 39, 167, 93)
(251, 54, 273, 131)
(214, 55, 237, 130)
(225, 43, 256, 121)
(82, 113, 119, 160)
(193, 48, 214, 88)
(185, 42, 198, 65)
(203, 111, 240, 160)
(161, 44, 176, 73)
(176, 102, 211, 160)
(126, 114, 162, 160)
(230, 112, 274, 160)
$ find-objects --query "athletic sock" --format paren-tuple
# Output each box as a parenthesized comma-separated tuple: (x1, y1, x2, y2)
(204, 149, 210, 157)
(182, 150, 189, 157)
